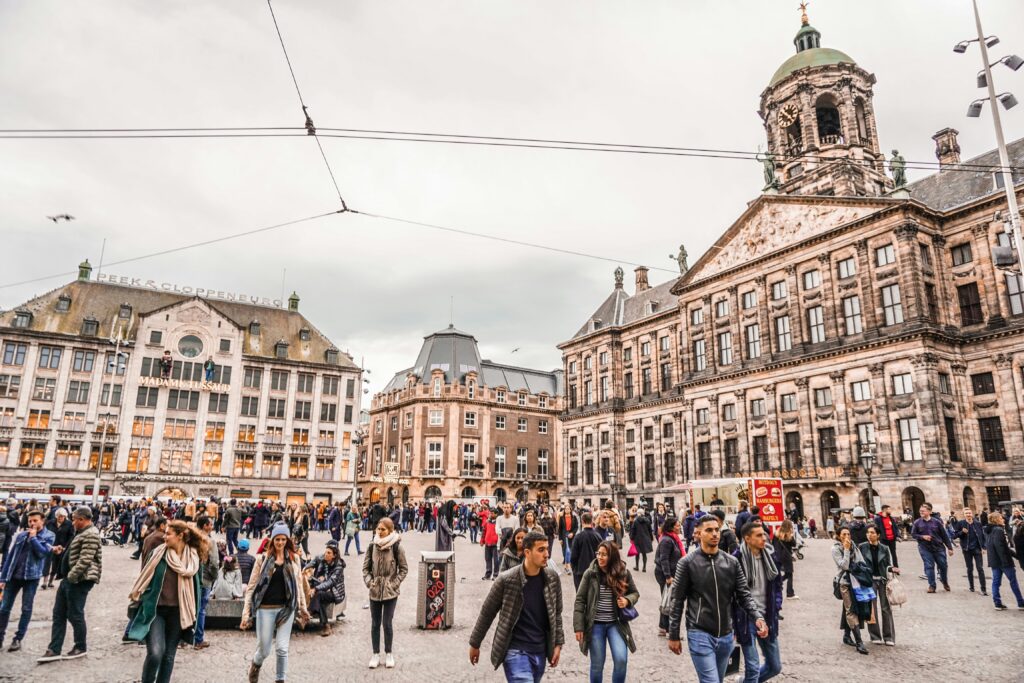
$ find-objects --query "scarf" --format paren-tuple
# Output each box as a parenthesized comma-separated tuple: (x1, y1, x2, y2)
(373, 532, 400, 550)
(129, 544, 200, 629)
(740, 541, 779, 585)
(665, 531, 685, 555)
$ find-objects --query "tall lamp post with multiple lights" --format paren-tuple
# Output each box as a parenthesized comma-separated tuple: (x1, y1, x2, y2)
(955, 0, 1023, 277)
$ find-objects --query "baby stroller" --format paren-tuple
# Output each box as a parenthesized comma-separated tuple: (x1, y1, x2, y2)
(101, 523, 126, 547)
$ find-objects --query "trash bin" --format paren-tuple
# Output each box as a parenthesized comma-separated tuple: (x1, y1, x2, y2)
(416, 550, 455, 629)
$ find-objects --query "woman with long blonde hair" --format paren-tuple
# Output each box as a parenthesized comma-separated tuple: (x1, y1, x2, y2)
(127, 520, 208, 683)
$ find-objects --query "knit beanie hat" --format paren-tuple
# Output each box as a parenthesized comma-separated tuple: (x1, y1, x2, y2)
(270, 521, 290, 539)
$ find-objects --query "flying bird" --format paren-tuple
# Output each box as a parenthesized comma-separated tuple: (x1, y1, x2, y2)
(511, 348, 520, 354)
(47, 214, 75, 223)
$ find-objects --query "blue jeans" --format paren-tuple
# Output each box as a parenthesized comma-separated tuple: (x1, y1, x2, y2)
(561, 538, 571, 565)
(0, 577, 39, 642)
(918, 546, 948, 588)
(991, 566, 1024, 607)
(589, 622, 628, 683)
(194, 587, 211, 644)
(740, 621, 782, 683)
(344, 532, 362, 554)
(226, 528, 239, 555)
(253, 607, 294, 681)
(502, 648, 546, 683)
(687, 628, 734, 683)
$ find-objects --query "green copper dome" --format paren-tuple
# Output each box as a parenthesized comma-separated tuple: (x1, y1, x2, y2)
(769, 46, 856, 87)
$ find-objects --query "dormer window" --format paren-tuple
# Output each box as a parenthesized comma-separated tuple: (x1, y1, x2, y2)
(56, 295, 72, 312)
(299, 328, 311, 342)
(249, 321, 260, 336)
(467, 381, 475, 399)
(275, 341, 289, 359)
(118, 303, 132, 319)
(432, 377, 442, 397)
(325, 348, 339, 365)
(13, 311, 32, 328)
(496, 389, 506, 404)
(81, 317, 99, 336)
(518, 392, 527, 406)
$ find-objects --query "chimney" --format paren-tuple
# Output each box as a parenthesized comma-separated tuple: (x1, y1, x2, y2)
(932, 128, 961, 168)
(634, 266, 650, 294)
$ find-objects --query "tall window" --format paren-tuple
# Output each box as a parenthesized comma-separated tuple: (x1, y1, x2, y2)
(891, 373, 913, 396)
(807, 306, 825, 343)
(817, 427, 837, 466)
(752, 435, 769, 471)
(842, 296, 863, 335)
(664, 452, 675, 482)
(538, 449, 549, 477)
(775, 316, 792, 352)
(856, 423, 875, 451)
(950, 242, 973, 266)
(516, 448, 528, 476)
(644, 453, 655, 482)
(724, 439, 739, 473)
(624, 372, 634, 399)
(718, 332, 732, 365)
(698, 442, 712, 475)
(850, 380, 871, 402)
(814, 387, 832, 408)
(881, 285, 904, 325)
(660, 363, 672, 391)
(626, 456, 636, 483)
(771, 281, 788, 300)
(584, 380, 593, 404)
(600, 376, 611, 401)
(897, 418, 922, 461)
(641, 369, 652, 395)
(783, 431, 801, 469)
(432, 378, 442, 397)
(427, 442, 443, 473)
(944, 417, 960, 462)
(925, 283, 939, 322)
(691, 308, 704, 325)
(979, 417, 1006, 461)
(802, 269, 821, 290)
(957, 283, 984, 325)
(462, 442, 477, 472)
(494, 446, 506, 476)
(693, 340, 707, 371)
(1006, 273, 1024, 316)
(745, 324, 761, 359)
(875, 243, 895, 267)
(837, 256, 856, 279)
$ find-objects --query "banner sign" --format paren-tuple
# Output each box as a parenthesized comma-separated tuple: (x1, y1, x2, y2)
(752, 478, 784, 523)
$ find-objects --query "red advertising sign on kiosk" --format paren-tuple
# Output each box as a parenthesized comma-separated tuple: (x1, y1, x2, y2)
(752, 478, 784, 524)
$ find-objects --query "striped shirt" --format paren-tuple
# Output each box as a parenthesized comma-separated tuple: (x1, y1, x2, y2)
(595, 582, 617, 623)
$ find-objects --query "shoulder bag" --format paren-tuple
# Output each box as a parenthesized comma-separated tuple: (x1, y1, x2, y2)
(885, 568, 907, 607)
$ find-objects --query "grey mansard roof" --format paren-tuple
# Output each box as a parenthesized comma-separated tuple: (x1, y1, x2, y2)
(568, 276, 679, 342)
(382, 325, 562, 395)
(908, 136, 1024, 212)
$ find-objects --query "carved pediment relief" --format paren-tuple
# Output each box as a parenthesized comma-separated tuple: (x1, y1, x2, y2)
(782, 417, 799, 425)
(851, 405, 874, 416)
(892, 396, 916, 410)
(176, 306, 211, 325)
(973, 399, 998, 410)
(875, 268, 898, 282)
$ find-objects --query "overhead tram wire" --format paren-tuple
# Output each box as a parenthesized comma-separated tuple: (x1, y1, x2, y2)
(265, 0, 349, 212)
(0, 210, 342, 291)
(1, 126, 1018, 175)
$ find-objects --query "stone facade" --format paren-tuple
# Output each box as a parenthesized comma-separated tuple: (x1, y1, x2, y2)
(559, 16, 1024, 520)
(0, 263, 363, 503)
(359, 326, 562, 505)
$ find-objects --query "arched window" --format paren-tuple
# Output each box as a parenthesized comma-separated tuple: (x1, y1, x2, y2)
(424, 485, 442, 500)
(461, 486, 476, 499)
(815, 94, 844, 145)
(493, 487, 507, 503)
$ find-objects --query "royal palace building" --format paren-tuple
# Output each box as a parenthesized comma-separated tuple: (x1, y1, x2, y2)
(560, 15, 1024, 521)
(360, 325, 562, 505)
(0, 262, 363, 504)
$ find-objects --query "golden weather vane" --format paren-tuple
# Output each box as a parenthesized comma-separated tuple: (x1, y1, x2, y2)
(799, 1, 809, 25)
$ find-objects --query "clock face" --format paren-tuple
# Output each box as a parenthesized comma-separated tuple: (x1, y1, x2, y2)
(778, 104, 799, 128)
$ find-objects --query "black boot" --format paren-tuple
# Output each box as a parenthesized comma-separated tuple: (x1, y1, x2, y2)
(842, 630, 856, 647)
(853, 631, 868, 655)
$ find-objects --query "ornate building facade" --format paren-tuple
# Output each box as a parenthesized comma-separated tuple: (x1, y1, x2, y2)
(0, 262, 363, 503)
(560, 15, 1024, 521)
(361, 325, 562, 505)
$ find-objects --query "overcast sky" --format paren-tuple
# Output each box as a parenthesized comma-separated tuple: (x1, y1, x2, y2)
(2, 0, 1023, 393)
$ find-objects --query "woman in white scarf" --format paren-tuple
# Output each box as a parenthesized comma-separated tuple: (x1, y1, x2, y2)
(127, 519, 207, 683)
(362, 517, 409, 669)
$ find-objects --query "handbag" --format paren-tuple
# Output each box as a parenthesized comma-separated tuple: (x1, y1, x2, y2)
(619, 604, 639, 622)
(885, 569, 908, 607)
(627, 542, 638, 558)
(832, 575, 843, 600)
(659, 584, 673, 616)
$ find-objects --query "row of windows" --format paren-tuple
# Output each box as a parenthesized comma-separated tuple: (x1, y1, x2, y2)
(404, 442, 550, 477)
(427, 378, 550, 408)
(567, 422, 677, 450)
(569, 337, 672, 373)
(376, 410, 550, 434)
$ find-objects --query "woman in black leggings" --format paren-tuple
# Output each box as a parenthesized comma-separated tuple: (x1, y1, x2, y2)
(362, 518, 408, 669)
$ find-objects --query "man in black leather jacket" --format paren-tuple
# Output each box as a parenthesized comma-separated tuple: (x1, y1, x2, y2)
(667, 515, 766, 683)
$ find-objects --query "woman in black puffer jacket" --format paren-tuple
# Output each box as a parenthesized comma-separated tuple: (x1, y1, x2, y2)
(653, 517, 684, 636)
(305, 540, 346, 635)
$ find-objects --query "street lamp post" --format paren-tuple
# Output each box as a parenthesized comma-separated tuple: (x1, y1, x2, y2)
(957, 0, 1024, 275)
(859, 447, 876, 515)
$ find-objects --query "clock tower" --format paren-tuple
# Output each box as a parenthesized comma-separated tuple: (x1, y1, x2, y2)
(758, 8, 892, 197)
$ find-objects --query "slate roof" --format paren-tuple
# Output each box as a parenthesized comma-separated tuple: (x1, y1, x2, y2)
(569, 276, 679, 342)
(908, 136, 1024, 211)
(0, 279, 357, 368)
(381, 325, 561, 395)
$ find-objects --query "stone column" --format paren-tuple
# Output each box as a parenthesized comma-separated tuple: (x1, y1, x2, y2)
(785, 265, 805, 345)
(894, 222, 925, 321)
(971, 222, 1008, 325)
(868, 363, 895, 473)
(829, 370, 851, 464)
(994, 353, 1024, 471)
(817, 251, 840, 340)
(949, 363, 979, 469)
(733, 389, 749, 472)
(855, 239, 879, 330)
(795, 377, 814, 470)
(930, 233, 950, 328)
(910, 353, 944, 470)
(682, 400, 693, 482)
(764, 383, 780, 468)
(708, 394, 721, 477)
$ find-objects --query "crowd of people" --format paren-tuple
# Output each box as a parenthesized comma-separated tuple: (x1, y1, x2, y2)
(0, 493, 1022, 682)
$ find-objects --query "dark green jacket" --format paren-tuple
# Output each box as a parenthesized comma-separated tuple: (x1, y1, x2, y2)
(572, 560, 639, 655)
(126, 557, 201, 642)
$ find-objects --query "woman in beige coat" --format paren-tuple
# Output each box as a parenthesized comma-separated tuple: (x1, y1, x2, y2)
(362, 518, 408, 669)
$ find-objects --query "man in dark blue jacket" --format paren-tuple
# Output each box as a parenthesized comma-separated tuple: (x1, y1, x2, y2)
(911, 502, 954, 593)
(733, 522, 784, 683)
(0, 510, 55, 651)
(954, 507, 987, 595)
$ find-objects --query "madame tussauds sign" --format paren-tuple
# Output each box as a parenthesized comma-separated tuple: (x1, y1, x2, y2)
(139, 376, 230, 392)
(96, 272, 283, 308)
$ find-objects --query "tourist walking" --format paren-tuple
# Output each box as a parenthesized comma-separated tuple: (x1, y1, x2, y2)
(910, 503, 954, 593)
(362, 518, 408, 669)
(482, 509, 502, 580)
(557, 505, 579, 574)
(42, 508, 72, 589)
(573, 540, 638, 683)
(192, 515, 219, 650)
(0, 510, 54, 652)
(241, 522, 310, 683)
(859, 525, 895, 645)
(985, 511, 1024, 610)
(127, 520, 206, 683)
(654, 517, 683, 637)
(666, 515, 767, 683)
(344, 505, 363, 556)
(832, 527, 870, 655)
(38, 507, 102, 663)
(571, 512, 604, 590)
(223, 500, 243, 555)
(773, 519, 798, 599)
(734, 522, 783, 683)
(872, 505, 900, 569)
(954, 507, 987, 595)
(500, 528, 527, 574)
(469, 531, 565, 681)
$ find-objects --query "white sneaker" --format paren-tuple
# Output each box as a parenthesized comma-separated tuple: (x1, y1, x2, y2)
(368, 654, 380, 669)
(385, 653, 395, 668)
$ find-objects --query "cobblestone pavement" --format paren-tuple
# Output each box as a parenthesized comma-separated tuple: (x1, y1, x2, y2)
(1, 530, 1022, 682)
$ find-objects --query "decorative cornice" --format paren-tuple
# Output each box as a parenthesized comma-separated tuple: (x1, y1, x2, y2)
(993, 352, 1015, 369)
(794, 377, 809, 388)
(868, 363, 886, 377)
(895, 223, 919, 241)
(817, 252, 832, 265)
(828, 370, 845, 382)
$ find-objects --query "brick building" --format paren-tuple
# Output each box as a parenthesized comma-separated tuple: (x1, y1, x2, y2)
(560, 15, 1024, 520)
(0, 262, 363, 503)
(360, 325, 562, 505)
